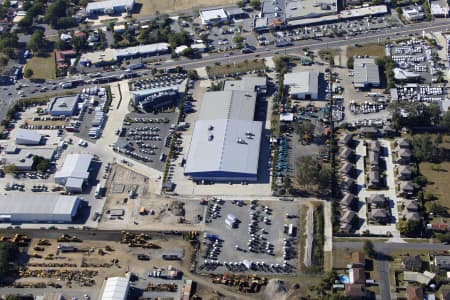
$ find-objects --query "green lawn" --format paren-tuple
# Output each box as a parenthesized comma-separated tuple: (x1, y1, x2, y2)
(346, 43, 385, 59)
(420, 161, 450, 222)
(25, 52, 56, 80)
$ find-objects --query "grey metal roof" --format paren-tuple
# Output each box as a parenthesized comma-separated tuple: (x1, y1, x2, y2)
(15, 129, 42, 144)
(48, 95, 80, 114)
(198, 90, 256, 121)
(354, 58, 380, 87)
(86, 0, 134, 12)
(55, 153, 93, 180)
(101, 277, 129, 300)
(0, 194, 80, 216)
(184, 119, 262, 176)
(223, 76, 267, 93)
(284, 71, 319, 96)
(114, 43, 169, 59)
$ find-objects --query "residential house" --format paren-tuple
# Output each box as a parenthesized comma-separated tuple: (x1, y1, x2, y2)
(340, 133, 354, 147)
(402, 255, 423, 271)
(344, 284, 366, 299)
(367, 194, 387, 208)
(340, 162, 354, 176)
(434, 256, 450, 271)
(340, 147, 354, 160)
(398, 165, 412, 180)
(349, 267, 366, 284)
(74, 31, 87, 40)
(351, 251, 366, 268)
(341, 176, 355, 192)
(396, 138, 411, 149)
(340, 210, 357, 233)
(341, 193, 357, 209)
(399, 181, 414, 197)
(407, 286, 424, 300)
(55, 49, 76, 69)
(358, 126, 379, 138)
(404, 271, 436, 285)
(369, 208, 390, 224)
(367, 170, 380, 189)
(396, 147, 412, 165)
(401, 200, 420, 222)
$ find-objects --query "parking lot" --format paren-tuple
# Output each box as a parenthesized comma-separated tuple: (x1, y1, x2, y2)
(198, 199, 300, 274)
(113, 111, 178, 171)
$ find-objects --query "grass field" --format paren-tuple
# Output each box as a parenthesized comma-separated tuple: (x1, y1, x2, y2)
(24, 52, 56, 80)
(346, 43, 385, 58)
(420, 161, 450, 220)
(206, 59, 265, 78)
(134, 0, 237, 17)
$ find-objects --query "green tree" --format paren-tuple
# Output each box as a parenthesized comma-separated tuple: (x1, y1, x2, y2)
(233, 34, 245, 48)
(27, 30, 48, 54)
(249, 0, 261, 10)
(44, 0, 69, 28)
(347, 56, 354, 69)
(18, 14, 33, 30)
(398, 219, 421, 237)
(24, 68, 33, 78)
(0, 242, 19, 278)
(237, 0, 245, 7)
(3, 164, 17, 173)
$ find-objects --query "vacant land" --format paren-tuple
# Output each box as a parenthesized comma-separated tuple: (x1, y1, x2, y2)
(420, 161, 450, 220)
(134, 0, 236, 17)
(24, 53, 56, 80)
(346, 43, 385, 58)
(206, 59, 266, 78)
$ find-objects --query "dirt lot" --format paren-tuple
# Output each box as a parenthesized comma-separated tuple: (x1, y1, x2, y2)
(134, 0, 237, 17)
(99, 164, 205, 229)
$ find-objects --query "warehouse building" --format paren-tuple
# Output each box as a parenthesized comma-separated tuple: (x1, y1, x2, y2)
(199, 8, 228, 25)
(131, 86, 178, 112)
(353, 57, 380, 89)
(198, 90, 256, 121)
(114, 43, 169, 60)
(54, 154, 93, 192)
(184, 119, 263, 182)
(86, 0, 135, 16)
(100, 276, 130, 300)
(184, 80, 265, 183)
(0, 194, 81, 223)
(15, 129, 43, 145)
(47, 94, 80, 116)
(223, 76, 267, 96)
(284, 71, 319, 99)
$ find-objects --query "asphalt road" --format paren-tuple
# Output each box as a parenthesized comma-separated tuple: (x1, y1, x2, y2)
(376, 258, 391, 300)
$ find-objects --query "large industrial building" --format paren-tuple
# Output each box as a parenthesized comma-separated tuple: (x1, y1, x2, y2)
(184, 77, 265, 183)
(131, 86, 179, 112)
(353, 57, 380, 89)
(284, 71, 319, 99)
(54, 154, 93, 192)
(15, 129, 43, 145)
(0, 194, 81, 223)
(86, 0, 135, 16)
(100, 276, 130, 300)
(114, 43, 169, 60)
(47, 94, 80, 116)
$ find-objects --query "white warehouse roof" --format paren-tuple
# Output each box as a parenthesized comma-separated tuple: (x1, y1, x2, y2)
(55, 154, 93, 180)
(184, 119, 262, 178)
(15, 129, 42, 145)
(86, 0, 134, 12)
(114, 43, 169, 59)
(200, 8, 228, 22)
(284, 71, 319, 97)
(0, 194, 80, 223)
(101, 277, 130, 300)
(198, 90, 256, 121)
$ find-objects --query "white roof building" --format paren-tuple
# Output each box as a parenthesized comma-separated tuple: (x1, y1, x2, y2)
(114, 43, 169, 60)
(284, 71, 319, 99)
(353, 58, 380, 88)
(199, 8, 228, 25)
(86, 0, 135, 15)
(198, 90, 256, 121)
(0, 194, 80, 223)
(15, 129, 43, 145)
(100, 276, 130, 300)
(184, 119, 263, 182)
(54, 154, 93, 192)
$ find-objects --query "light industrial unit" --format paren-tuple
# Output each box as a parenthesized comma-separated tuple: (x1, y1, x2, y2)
(15, 129, 43, 145)
(100, 276, 130, 300)
(353, 57, 380, 89)
(47, 94, 80, 116)
(54, 154, 93, 192)
(284, 71, 319, 100)
(86, 0, 135, 16)
(0, 194, 81, 223)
